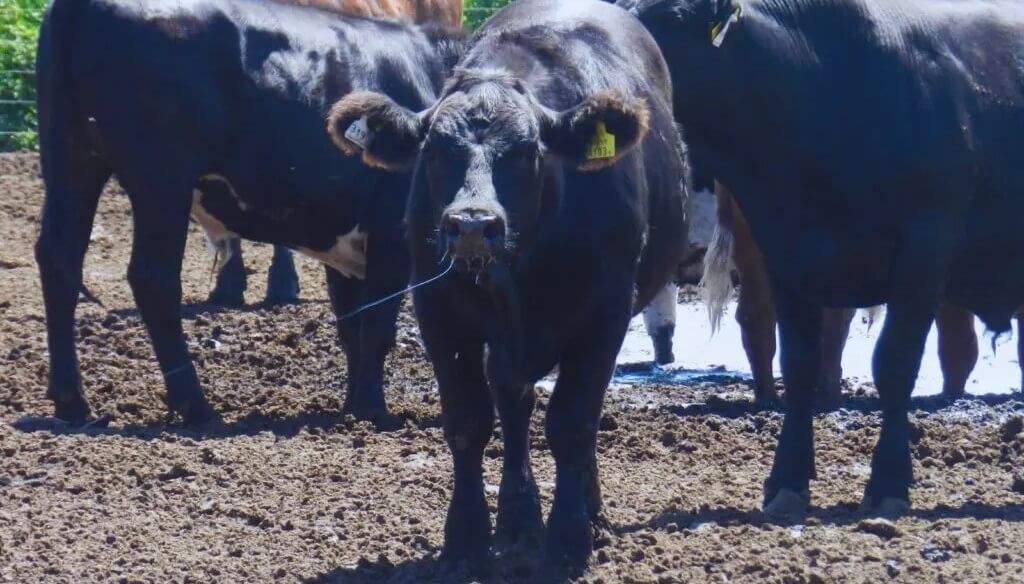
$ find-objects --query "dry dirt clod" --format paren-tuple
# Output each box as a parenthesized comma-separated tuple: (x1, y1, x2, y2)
(1001, 417, 1024, 442)
(856, 518, 901, 540)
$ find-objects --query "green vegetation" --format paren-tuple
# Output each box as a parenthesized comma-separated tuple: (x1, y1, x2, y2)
(463, 0, 511, 30)
(0, 0, 45, 151)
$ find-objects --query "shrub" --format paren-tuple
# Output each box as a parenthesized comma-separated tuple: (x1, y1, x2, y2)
(0, 0, 45, 151)
(463, 0, 511, 30)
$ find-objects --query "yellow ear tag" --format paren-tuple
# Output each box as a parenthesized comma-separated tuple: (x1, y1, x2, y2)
(710, 5, 742, 48)
(586, 121, 616, 161)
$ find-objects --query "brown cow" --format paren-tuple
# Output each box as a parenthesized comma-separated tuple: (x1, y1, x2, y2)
(705, 183, 1024, 407)
(285, 0, 461, 26)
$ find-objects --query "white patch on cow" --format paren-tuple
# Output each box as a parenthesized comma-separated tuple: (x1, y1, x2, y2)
(298, 226, 367, 280)
(687, 188, 717, 249)
(191, 190, 238, 245)
(191, 189, 239, 274)
(644, 282, 678, 332)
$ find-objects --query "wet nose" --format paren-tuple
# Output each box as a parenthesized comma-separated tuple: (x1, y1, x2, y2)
(442, 211, 505, 245)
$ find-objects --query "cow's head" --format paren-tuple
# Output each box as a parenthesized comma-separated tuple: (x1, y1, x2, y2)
(623, 0, 742, 62)
(327, 69, 649, 274)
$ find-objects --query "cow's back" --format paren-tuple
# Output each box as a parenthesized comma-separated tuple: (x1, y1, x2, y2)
(645, 0, 1024, 328)
(68, 0, 443, 203)
(925, 3, 1024, 328)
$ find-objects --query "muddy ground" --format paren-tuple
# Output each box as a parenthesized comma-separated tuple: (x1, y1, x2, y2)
(2, 152, 1024, 583)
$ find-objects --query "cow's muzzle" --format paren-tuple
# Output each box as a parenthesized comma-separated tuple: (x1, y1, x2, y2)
(441, 209, 505, 273)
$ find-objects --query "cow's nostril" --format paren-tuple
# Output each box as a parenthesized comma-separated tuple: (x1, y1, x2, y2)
(482, 219, 503, 240)
(443, 218, 461, 238)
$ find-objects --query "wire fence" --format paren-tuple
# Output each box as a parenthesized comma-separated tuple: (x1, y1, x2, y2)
(0, 1, 509, 152)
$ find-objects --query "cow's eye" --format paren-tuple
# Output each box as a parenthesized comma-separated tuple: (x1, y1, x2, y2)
(501, 143, 538, 164)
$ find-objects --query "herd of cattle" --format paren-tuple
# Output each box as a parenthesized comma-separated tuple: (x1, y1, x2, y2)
(30, 0, 1024, 573)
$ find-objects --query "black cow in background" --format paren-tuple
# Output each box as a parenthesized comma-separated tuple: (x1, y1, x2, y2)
(623, 0, 1024, 515)
(204, 0, 467, 309)
(35, 0, 459, 425)
(206, 239, 301, 307)
(329, 0, 687, 571)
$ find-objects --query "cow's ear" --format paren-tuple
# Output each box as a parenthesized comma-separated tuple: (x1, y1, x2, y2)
(327, 91, 426, 171)
(541, 91, 650, 172)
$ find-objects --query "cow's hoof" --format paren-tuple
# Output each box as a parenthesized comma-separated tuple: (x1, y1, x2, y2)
(763, 488, 810, 518)
(652, 327, 675, 366)
(207, 288, 245, 308)
(345, 405, 400, 431)
(541, 552, 589, 582)
(544, 507, 592, 576)
(753, 390, 780, 409)
(940, 388, 965, 402)
(52, 395, 92, 425)
(654, 349, 675, 367)
(263, 291, 300, 306)
(441, 509, 492, 568)
(168, 396, 220, 428)
(495, 491, 544, 553)
(859, 495, 911, 518)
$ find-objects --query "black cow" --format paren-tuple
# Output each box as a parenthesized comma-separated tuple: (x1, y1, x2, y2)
(35, 0, 458, 425)
(624, 0, 1024, 515)
(204, 0, 467, 309)
(328, 0, 687, 570)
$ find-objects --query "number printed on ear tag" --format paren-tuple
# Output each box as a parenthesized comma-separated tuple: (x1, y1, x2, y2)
(586, 121, 616, 161)
(345, 117, 371, 150)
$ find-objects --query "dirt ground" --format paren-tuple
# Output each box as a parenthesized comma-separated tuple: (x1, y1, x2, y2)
(3, 151, 1024, 583)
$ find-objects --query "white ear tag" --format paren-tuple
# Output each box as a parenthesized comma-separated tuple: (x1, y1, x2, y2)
(711, 6, 742, 48)
(345, 117, 371, 150)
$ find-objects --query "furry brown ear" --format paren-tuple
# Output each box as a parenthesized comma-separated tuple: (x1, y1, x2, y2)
(541, 91, 650, 172)
(326, 91, 426, 171)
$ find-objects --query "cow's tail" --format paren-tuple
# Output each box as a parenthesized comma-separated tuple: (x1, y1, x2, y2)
(35, 0, 103, 306)
(36, 0, 86, 158)
(700, 217, 735, 334)
(862, 305, 883, 331)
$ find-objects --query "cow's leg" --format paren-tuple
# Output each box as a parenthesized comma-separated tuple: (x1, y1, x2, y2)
(493, 383, 543, 551)
(265, 245, 300, 305)
(734, 251, 778, 406)
(415, 297, 493, 564)
(862, 299, 935, 512)
(936, 303, 977, 400)
(643, 281, 678, 365)
(122, 175, 217, 425)
(544, 295, 629, 572)
(325, 267, 363, 412)
(350, 228, 406, 419)
(36, 142, 110, 423)
(818, 307, 855, 409)
(208, 238, 246, 307)
(763, 292, 822, 515)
